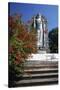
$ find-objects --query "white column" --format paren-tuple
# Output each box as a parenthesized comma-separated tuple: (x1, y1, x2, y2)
(37, 30, 41, 48)
(44, 22, 47, 48)
(33, 17, 36, 28)
(39, 21, 43, 48)
(43, 21, 49, 52)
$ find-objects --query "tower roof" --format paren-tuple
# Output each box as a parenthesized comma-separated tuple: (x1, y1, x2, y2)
(36, 13, 41, 18)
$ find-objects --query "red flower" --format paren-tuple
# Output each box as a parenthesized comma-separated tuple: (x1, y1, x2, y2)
(9, 46, 14, 53)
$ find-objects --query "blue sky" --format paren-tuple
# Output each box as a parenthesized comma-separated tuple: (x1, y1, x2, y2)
(9, 2, 58, 31)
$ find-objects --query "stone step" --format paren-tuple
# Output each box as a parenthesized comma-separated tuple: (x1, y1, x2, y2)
(22, 72, 58, 78)
(15, 81, 58, 87)
(24, 68, 58, 72)
(24, 65, 58, 69)
(21, 75, 58, 80)
(16, 73, 58, 80)
(14, 60, 58, 87)
(24, 70, 58, 74)
(25, 60, 58, 63)
(24, 61, 58, 66)
(15, 78, 58, 87)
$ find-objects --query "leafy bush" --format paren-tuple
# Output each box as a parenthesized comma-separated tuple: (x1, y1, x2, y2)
(8, 14, 37, 86)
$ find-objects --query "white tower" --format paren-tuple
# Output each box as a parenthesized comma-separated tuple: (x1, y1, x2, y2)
(33, 13, 49, 53)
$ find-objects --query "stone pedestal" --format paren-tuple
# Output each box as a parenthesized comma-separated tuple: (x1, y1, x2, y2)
(27, 54, 58, 61)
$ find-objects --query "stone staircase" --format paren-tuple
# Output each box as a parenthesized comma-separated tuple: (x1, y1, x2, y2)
(14, 60, 58, 87)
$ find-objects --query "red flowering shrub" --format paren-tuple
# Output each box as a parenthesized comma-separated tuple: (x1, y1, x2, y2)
(9, 15, 37, 64)
(8, 14, 37, 80)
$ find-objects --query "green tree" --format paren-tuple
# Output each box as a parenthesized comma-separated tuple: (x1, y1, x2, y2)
(48, 27, 58, 53)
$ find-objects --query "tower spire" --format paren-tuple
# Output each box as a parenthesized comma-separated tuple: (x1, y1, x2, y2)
(33, 13, 49, 53)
